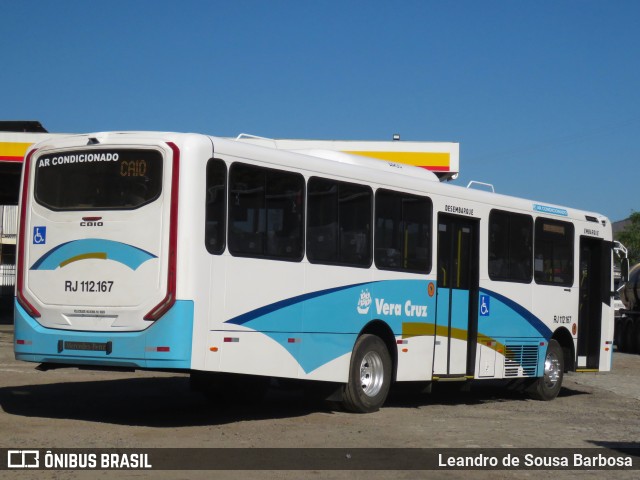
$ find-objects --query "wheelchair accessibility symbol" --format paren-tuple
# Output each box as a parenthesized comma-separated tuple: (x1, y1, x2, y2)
(33, 226, 46, 245)
(479, 294, 490, 316)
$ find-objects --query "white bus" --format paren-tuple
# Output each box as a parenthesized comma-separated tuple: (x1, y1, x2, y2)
(14, 131, 616, 412)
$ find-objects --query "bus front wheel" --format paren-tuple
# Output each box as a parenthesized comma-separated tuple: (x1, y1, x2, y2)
(526, 339, 564, 401)
(342, 334, 392, 413)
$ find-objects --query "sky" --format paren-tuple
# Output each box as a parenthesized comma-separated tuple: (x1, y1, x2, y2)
(2, 0, 639, 222)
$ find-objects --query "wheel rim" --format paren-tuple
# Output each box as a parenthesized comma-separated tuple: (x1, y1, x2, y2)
(543, 348, 561, 389)
(360, 351, 384, 397)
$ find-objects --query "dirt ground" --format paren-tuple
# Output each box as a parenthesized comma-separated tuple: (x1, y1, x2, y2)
(0, 320, 639, 480)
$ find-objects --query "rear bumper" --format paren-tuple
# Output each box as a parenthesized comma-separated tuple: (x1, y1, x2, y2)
(14, 300, 193, 369)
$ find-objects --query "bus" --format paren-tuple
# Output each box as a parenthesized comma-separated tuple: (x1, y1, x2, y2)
(14, 131, 617, 412)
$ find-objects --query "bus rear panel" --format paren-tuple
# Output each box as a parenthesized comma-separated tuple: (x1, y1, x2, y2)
(15, 136, 193, 369)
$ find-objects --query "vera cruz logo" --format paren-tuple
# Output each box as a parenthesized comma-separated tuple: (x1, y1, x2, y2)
(357, 289, 372, 314)
(357, 288, 429, 318)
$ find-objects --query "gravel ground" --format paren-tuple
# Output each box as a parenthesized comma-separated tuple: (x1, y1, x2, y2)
(0, 322, 639, 480)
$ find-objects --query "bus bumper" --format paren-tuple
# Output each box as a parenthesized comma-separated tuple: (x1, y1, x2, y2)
(13, 300, 193, 370)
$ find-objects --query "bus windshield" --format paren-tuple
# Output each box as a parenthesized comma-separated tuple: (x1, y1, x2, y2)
(34, 148, 163, 211)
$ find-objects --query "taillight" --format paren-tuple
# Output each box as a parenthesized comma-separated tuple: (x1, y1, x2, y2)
(16, 149, 41, 317)
(144, 142, 180, 320)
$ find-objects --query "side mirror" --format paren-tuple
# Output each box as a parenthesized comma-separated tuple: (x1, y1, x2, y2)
(621, 258, 629, 284)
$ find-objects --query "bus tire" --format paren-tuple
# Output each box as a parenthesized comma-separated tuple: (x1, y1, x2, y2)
(614, 318, 624, 352)
(526, 339, 564, 401)
(633, 321, 640, 355)
(342, 334, 391, 413)
(623, 319, 636, 354)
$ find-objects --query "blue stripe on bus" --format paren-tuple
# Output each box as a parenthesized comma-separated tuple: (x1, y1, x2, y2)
(14, 281, 552, 375)
(223, 281, 551, 374)
(14, 300, 193, 369)
(479, 287, 552, 339)
(226, 282, 375, 327)
(268, 331, 358, 374)
(224, 279, 434, 373)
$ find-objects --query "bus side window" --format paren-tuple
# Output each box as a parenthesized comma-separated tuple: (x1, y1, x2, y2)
(228, 162, 304, 261)
(307, 178, 339, 263)
(338, 183, 372, 266)
(265, 169, 304, 259)
(307, 177, 372, 268)
(205, 158, 227, 255)
(488, 210, 533, 283)
(374, 189, 431, 273)
(533, 218, 574, 287)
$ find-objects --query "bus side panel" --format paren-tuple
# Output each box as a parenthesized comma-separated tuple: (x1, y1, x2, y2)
(533, 285, 578, 351)
(206, 275, 559, 383)
(205, 274, 437, 382)
(476, 286, 551, 379)
(394, 334, 434, 382)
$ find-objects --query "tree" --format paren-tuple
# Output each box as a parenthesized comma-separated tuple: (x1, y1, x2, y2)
(616, 211, 640, 265)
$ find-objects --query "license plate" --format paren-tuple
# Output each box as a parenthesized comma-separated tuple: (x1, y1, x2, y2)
(62, 341, 112, 354)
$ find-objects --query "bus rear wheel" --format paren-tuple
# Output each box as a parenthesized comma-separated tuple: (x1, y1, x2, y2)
(342, 334, 391, 413)
(526, 339, 564, 401)
(614, 318, 625, 352)
(632, 320, 640, 354)
(623, 319, 636, 354)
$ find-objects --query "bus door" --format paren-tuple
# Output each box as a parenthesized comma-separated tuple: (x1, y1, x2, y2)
(433, 214, 479, 377)
(577, 237, 609, 369)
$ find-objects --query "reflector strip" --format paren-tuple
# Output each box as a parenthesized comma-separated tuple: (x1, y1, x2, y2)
(287, 338, 301, 343)
(145, 346, 171, 352)
(16, 340, 32, 345)
(144, 142, 180, 321)
(224, 337, 239, 343)
(396, 340, 408, 345)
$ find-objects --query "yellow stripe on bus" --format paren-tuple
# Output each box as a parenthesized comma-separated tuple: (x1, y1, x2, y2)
(60, 252, 108, 268)
(402, 323, 507, 354)
(0, 142, 32, 157)
(344, 150, 450, 168)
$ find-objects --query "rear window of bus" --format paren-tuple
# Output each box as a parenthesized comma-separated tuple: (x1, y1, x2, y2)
(34, 149, 163, 211)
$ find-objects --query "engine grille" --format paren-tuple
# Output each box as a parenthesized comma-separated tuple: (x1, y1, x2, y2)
(504, 344, 539, 377)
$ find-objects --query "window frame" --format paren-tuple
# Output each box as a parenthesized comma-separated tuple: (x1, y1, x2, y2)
(33, 148, 164, 212)
(374, 188, 432, 274)
(227, 162, 305, 262)
(204, 158, 227, 255)
(533, 217, 575, 287)
(306, 176, 373, 268)
(488, 209, 533, 284)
